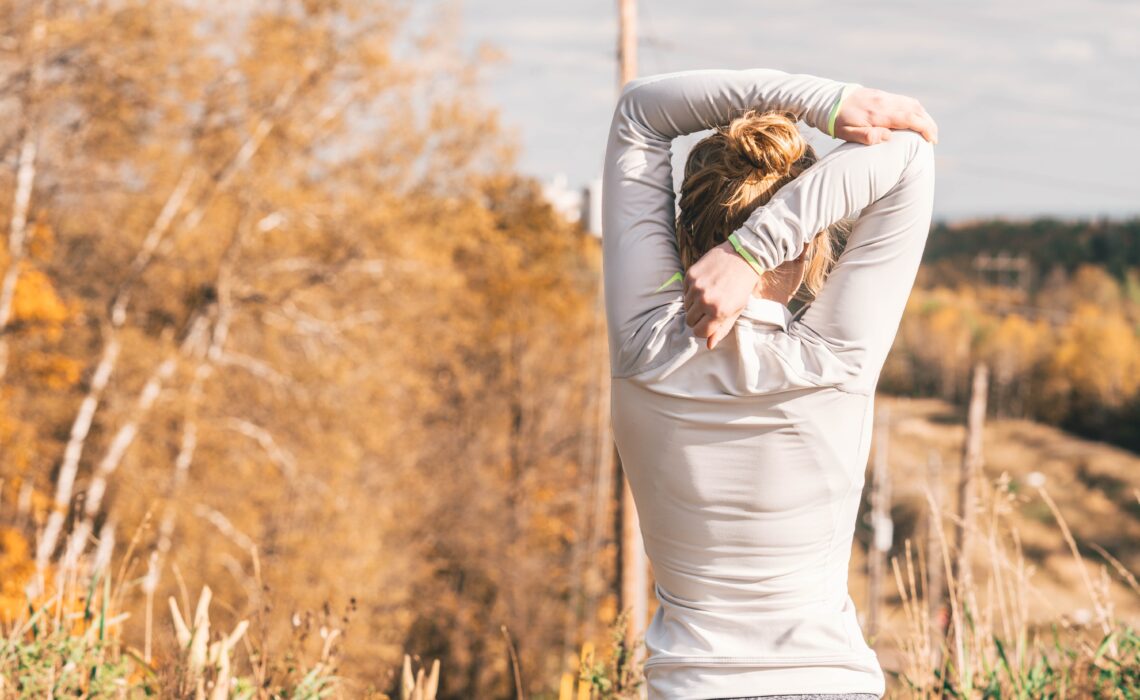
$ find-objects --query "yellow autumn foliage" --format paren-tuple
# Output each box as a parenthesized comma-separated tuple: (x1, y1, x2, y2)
(1047, 301, 1140, 409)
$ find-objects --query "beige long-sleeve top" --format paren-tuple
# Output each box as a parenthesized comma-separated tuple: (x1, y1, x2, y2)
(602, 68, 936, 699)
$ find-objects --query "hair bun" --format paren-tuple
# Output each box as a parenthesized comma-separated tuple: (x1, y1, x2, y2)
(676, 108, 827, 277)
(722, 110, 807, 179)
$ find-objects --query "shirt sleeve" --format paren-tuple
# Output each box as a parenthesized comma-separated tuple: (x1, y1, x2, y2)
(734, 130, 937, 394)
(602, 69, 858, 376)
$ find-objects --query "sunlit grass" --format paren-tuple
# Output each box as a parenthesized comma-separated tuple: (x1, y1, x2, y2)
(886, 474, 1140, 698)
(0, 523, 346, 699)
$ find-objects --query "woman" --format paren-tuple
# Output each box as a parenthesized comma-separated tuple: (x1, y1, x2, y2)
(601, 68, 938, 700)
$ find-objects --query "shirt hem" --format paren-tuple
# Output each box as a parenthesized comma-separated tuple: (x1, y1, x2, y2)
(646, 660, 885, 700)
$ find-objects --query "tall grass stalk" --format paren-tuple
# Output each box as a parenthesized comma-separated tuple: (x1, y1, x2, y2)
(0, 513, 346, 698)
(890, 472, 1140, 697)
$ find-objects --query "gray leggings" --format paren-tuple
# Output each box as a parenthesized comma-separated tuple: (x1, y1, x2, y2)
(718, 695, 880, 700)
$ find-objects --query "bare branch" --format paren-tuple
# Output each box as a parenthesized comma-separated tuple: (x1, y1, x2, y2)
(35, 334, 120, 572)
(109, 169, 197, 326)
(62, 315, 212, 562)
(146, 210, 252, 591)
(192, 503, 257, 557)
(0, 137, 38, 379)
(216, 351, 297, 390)
(221, 417, 298, 481)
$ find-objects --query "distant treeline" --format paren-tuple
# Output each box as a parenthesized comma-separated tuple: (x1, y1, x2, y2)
(923, 217, 1140, 288)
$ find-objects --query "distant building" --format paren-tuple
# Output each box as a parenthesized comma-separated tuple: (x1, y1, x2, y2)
(541, 174, 584, 225)
(540, 174, 604, 238)
(581, 177, 603, 238)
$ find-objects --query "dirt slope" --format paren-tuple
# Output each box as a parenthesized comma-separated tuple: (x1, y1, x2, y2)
(849, 395, 1140, 675)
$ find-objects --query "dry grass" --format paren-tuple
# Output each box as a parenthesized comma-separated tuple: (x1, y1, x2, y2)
(865, 396, 1140, 697)
(0, 517, 350, 699)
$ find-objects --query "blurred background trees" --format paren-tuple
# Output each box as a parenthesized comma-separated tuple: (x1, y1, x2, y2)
(1, 1, 609, 696)
(884, 220, 1140, 450)
(1, 0, 1139, 697)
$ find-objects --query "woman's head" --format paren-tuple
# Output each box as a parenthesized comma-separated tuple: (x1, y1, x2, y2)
(676, 109, 841, 300)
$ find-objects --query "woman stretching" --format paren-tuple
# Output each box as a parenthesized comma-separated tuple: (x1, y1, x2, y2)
(602, 68, 938, 700)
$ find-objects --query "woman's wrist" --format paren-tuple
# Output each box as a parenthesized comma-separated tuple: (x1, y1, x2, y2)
(727, 233, 766, 278)
(827, 83, 862, 138)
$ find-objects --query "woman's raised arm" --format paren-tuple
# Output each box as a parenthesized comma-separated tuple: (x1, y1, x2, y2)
(602, 69, 857, 376)
(737, 130, 936, 394)
(682, 85, 939, 349)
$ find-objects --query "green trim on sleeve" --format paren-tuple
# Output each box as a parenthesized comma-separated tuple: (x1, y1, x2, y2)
(655, 270, 684, 293)
(727, 232, 766, 278)
(827, 83, 861, 138)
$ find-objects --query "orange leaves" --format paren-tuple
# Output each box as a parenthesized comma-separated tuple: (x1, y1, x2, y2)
(5, 260, 81, 388)
(1047, 302, 1140, 410)
(8, 253, 71, 335)
(3, 217, 72, 346)
(0, 527, 36, 625)
(14, 350, 82, 389)
(10, 266, 67, 327)
(988, 313, 1046, 363)
(0, 2, 603, 697)
(888, 264, 1140, 437)
(0, 527, 104, 638)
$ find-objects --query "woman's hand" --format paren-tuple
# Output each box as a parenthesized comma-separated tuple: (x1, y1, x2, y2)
(833, 87, 939, 146)
(683, 87, 938, 349)
(684, 240, 761, 348)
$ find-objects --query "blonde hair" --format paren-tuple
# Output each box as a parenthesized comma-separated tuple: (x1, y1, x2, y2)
(676, 109, 845, 300)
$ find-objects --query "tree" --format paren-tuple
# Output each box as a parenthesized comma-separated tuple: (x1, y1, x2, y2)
(1, 2, 606, 697)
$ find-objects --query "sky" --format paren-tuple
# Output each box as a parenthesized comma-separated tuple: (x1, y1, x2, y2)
(457, 0, 1140, 223)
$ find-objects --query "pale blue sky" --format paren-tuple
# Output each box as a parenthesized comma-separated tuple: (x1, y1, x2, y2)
(458, 0, 1140, 222)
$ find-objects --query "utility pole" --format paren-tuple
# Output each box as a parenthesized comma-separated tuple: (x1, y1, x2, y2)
(867, 404, 892, 639)
(955, 363, 988, 597)
(618, 0, 637, 86)
(615, 0, 648, 667)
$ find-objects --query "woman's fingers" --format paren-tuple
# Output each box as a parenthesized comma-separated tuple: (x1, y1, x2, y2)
(918, 109, 939, 144)
(902, 105, 939, 144)
(691, 313, 715, 341)
(688, 309, 710, 335)
(688, 303, 744, 350)
(685, 293, 727, 341)
(683, 241, 758, 346)
(835, 87, 939, 145)
(707, 320, 735, 350)
(685, 295, 706, 328)
(837, 125, 893, 145)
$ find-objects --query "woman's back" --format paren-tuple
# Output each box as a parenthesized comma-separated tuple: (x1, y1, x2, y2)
(613, 307, 883, 697)
(602, 68, 936, 699)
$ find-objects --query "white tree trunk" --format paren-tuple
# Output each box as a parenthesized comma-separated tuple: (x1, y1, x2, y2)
(0, 2, 46, 380)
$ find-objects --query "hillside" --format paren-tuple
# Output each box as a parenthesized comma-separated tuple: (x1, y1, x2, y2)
(846, 394, 1140, 684)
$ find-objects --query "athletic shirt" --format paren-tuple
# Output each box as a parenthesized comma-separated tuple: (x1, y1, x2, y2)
(601, 69, 936, 700)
